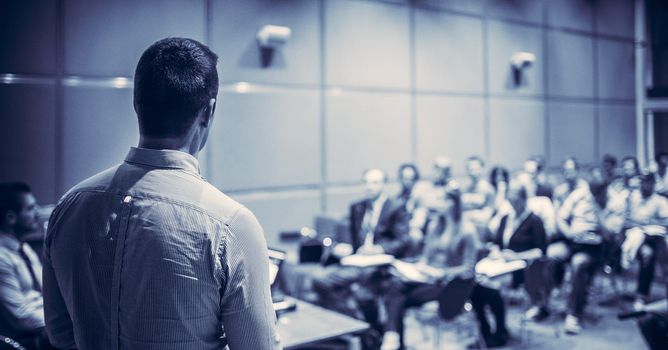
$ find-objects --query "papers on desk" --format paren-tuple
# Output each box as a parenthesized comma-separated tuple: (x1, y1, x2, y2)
(340, 254, 395, 268)
(643, 225, 667, 236)
(391, 260, 430, 283)
(475, 257, 527, 278)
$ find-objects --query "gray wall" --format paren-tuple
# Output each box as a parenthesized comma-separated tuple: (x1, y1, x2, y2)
(0, 0, 637, 246)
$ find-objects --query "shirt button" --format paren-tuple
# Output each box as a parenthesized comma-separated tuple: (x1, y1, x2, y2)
(273, 333, 281, 343)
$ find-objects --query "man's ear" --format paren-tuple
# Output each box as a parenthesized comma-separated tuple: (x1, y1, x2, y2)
(202, 98, 216, 128)
(4, 211, 16, 226)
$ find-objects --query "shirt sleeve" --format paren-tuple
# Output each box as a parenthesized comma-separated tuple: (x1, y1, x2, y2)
(219, 207, 280, 350)
(43, 196, 77, 349)
(0, 255, 44, 331)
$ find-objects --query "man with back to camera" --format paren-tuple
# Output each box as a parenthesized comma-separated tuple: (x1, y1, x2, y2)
(0, 183, 55, 350)
(42, 38, 280, 349)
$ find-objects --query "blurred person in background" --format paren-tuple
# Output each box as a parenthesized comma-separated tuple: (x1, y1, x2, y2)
(396, 163, 420, 215)
(470, 183, 548, 348)
(462, 156, 495, 230)
(0, 182, 54, 350)
(549, 176, 625, 334)
(601, 154, 620, 185)
(410, 156, 458, 241)
(620, 174, 668, 310)
(610, 156, 642, 201)
(519, 156, 553, 199)
(381, 187, 479, 350)
(489, 166, 510, 212)
(312, 169, 409, 349)
(655, 152, 668, 198)
(553, 157, 588, 210)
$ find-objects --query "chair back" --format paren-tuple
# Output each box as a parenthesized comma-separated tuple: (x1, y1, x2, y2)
(438, 277, 475, 321)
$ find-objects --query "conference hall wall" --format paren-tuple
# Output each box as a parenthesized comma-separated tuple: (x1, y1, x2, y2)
(0, 0, 636, 246)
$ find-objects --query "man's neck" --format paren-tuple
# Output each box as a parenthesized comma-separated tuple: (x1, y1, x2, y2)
(138, 136, 199, 157)
(0, 227, 18, 240)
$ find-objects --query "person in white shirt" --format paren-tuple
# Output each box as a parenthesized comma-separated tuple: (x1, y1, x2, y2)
(553, 157, 588, 210)
(548, 176, 625, 334)
(655, 152, 668, 198)
(620, 174, 668, 309)
(312, 169, 409, 349)
(462, 156, 495, 230)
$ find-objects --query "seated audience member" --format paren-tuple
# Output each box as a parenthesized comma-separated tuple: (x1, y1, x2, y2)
(489, 166, 510, 211)
(410, 156, 458, 238)
(396, 163, 420, 215)
(601, 154, 620, 185)
(519, 156, 553, 199)
(470, 183, 548, 348)
(620, 174, 668, 310)
(655, 152, 668, 198)
(553, 157, 588, 210)
(0, 183, 53, 350)
(548, 176, 625, 334)
(312, 169, 409, 345)
(462, 156, 495, 228)
(380, 188, 479, 350)
(610, 156, 642, 201)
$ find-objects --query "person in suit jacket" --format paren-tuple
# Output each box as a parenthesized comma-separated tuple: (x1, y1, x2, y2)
(469, 183, 548, 348)
(312, 169, 409, 348)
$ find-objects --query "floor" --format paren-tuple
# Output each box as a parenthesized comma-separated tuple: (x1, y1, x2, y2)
(399, 276, 653, 350)
(285, 261, 659, 350)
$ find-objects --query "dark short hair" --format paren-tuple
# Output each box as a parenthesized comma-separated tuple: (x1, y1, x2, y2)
(0, 182, 31, 225)
(602, 154, 617, 167)
(588, 178, 608, 198)
(641, 173, 656, 184)
(564, 156, 579, 169)
(467, 155, 485, 167)
(527, 155, 545, 172)
(621, 156, 640, 173)
(134, 37, 219, 137)
(489, 166, 509, 190)
(398, 163, 420, 181)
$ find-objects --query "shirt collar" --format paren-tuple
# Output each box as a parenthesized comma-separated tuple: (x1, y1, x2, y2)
(0, 233, 22, 251)
(124, 147, 200, 175)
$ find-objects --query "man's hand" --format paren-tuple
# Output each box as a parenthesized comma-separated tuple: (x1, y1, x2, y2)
(332, 243, 353, 258)
(409, 228, 424, 241)
(501, 249, 520, 261)
(356, 244, 384, 255)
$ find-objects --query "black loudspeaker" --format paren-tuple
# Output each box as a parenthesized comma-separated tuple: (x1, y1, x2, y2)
(299, 237, 324, 263)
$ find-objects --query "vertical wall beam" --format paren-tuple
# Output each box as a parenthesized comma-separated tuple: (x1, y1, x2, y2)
(635, 0, 647, 166)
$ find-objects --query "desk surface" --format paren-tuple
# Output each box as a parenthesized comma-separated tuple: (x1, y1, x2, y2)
(277, 298, 369, 349)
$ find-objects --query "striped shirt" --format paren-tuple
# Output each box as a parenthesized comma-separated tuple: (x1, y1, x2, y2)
(43, 147, 280, 350)
(0, 234, 44, 336)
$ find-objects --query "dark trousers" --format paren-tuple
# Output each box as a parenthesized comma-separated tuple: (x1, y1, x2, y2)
(470, 284, 508, 338)
(638, 312, 668, 350)
(312, 265, 388, 334)
(383, 278, 445, 347)
(637, 236, 668, 298)
(547, 241, 601, 317)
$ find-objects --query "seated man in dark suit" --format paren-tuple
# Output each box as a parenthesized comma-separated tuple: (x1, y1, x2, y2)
(470, 183, 548, 348)
(312, 169, 410, 346)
